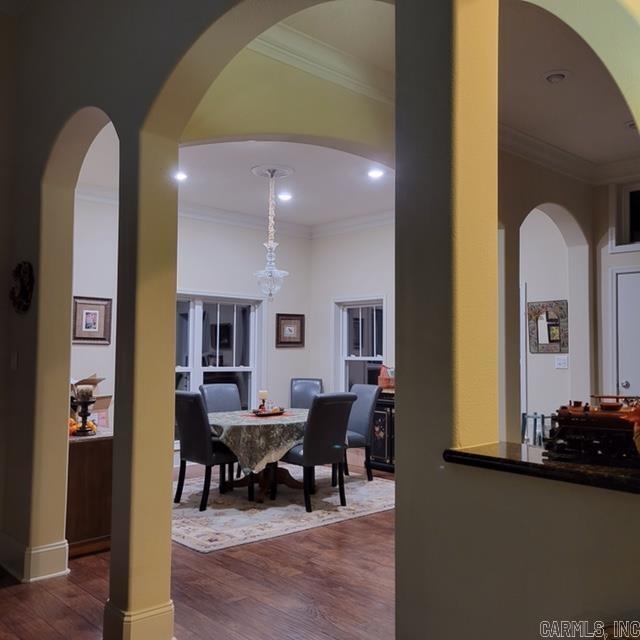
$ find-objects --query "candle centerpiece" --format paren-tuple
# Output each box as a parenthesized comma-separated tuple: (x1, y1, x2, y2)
(258, 390, 269, 411)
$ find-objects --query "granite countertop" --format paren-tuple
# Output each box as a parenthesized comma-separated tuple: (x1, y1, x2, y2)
(69, 425, 114, 442)
(443, 442, 640, 494)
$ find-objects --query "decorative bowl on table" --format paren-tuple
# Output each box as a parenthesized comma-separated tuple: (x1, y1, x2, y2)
(252, 407, 286, 417)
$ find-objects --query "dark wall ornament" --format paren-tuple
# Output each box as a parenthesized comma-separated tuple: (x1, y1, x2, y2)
(9, 261, 35, 314)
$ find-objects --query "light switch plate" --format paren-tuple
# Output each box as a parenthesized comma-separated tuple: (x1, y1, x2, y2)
(554, 355, 568, 370)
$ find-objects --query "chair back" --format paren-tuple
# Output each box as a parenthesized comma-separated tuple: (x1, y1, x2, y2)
(291, 378, 324, 409)
(302, 393, 357, 466)
(200, 383, 241, 412)
(175, 391, 213, 466)
(348, 384, 382, 445)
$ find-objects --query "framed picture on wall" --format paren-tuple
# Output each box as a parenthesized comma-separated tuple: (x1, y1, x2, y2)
(72, 297, 113, 345)
(527, 299, 568, 354)
(276, 313, 305, 348)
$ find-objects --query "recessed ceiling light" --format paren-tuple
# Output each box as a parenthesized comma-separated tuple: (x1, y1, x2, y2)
(174, 171, 188, 182)
(368, 168, 385, 179)
(625, 120, 637, 131)
(278, 192, 293, 202)
(544, 69, 569, 84)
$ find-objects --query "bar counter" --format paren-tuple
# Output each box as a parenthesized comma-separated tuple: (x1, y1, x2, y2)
(443, 442, 640, 495)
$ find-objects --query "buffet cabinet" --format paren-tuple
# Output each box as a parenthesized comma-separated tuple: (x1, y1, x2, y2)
(66, 431, 112, 557)
(369, 390, 395, 473)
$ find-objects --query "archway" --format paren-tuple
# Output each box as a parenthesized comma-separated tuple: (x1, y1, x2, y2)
(26, 107, 115, 581)
(519, 203, 590, 427)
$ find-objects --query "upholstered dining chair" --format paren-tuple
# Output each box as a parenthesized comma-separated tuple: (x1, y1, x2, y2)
(200, 383, 242, 412)
(280, 392, 356, 512)
(342, 384, 381, 483)
(290, 378, 324, 409)
(174, 391, 237, 511)
(200, 383, 242, 478)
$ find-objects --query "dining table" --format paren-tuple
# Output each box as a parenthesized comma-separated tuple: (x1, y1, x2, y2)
(208, 408, 308, 502)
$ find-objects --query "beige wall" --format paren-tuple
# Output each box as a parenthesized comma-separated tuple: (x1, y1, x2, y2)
(0, 13, 16, 534)
(520, 208, 570, 415)
(4, 1, 640, 638)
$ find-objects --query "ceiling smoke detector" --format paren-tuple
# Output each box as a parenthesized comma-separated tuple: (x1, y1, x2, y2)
(544, 69, 570, 85)
(625, 120, 638, 131)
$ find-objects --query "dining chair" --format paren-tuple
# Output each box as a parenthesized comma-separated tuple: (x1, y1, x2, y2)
(174, 391, 237, 511)
(200, 383, 242, 412)
(280, 392, 356, 512)
(290, 378, 324, 409)
(342, 384, 382, 483)
(200, 383, 242, 478)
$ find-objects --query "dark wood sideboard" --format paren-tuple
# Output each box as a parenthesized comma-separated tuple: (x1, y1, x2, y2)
(66, 430, 112, 557)
(369, 390, 395, 473)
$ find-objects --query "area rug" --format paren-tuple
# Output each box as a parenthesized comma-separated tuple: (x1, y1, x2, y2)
(171, 464, 394, 553)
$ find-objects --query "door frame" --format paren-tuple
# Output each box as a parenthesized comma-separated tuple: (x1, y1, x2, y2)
(608, 266, 640, 394)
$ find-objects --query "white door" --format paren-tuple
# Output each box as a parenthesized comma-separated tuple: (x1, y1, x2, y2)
(617, 270, 640, 395)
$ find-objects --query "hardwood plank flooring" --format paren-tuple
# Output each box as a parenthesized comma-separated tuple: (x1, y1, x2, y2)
(0, 467, 394, 640)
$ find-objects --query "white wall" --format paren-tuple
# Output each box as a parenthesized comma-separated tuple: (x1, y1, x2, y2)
(519, 208, 570, 415)
(71, 196, 119, 421)
(177, 213, 312, 405)
(72, 194, 395, 412)
(308, 223, 395, 391)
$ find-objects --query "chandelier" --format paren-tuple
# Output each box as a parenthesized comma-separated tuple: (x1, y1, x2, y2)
(252, 165, 292, 300)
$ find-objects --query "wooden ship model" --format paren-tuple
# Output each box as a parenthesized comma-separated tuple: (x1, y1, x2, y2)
(543, 396, 640, 467)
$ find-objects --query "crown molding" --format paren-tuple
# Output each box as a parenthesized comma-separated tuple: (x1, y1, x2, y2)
(499, 124, 595, 183)
(248, 23, 394, 106)
(179, 202, 312, 239)
(312, 210, 394, 238)
(75, 185, 394, 240)
(499, 124, 640, 185)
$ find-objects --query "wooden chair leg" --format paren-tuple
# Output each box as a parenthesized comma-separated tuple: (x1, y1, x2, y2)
(219, 464, 227, 494)
(331, 463, 338, 487)
(174, 460, 186, 503)
(227, 463, 235, 491)
(247, 472, 255, 502)
(200, 465, 212, 511)
(338, 462, 346, 507)
(343, 451, 350, 476)
(365, 445, 373, 481)
(269, 462, 278, 501)
(303, 467, 312, 513)
(236, 463, 242, 479)
(310, 466, 316, 494)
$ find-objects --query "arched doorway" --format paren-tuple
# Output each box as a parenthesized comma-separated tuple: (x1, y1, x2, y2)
(28, 107, 116, 581)
(519, 203, 590, 425)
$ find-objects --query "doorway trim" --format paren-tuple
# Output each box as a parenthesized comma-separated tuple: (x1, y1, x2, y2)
(608, 266, 640, 394)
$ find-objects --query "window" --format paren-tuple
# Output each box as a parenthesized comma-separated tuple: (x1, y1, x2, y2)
(174, 297, 258, 416)
(340, 302, 384, 390)
(612, 182, 640, 251)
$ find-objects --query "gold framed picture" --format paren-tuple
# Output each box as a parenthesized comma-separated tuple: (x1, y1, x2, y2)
(73, 297, 113, 345)
(276, 313, 305, 348)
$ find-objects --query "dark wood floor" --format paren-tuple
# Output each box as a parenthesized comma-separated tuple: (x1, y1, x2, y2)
(0, 468, 395, 640)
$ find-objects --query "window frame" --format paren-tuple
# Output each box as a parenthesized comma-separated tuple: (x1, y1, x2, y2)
(175, 291, 265, 446)
(332, 296, 386, 391)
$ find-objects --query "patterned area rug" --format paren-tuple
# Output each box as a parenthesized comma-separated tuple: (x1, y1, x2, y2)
(172, 464, 395, 553)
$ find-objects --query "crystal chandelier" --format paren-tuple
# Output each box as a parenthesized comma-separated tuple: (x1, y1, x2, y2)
(252, 166, 291, 300)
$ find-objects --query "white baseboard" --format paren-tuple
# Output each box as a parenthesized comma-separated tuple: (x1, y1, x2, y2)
(103, 599, 174, 640)
(0, 532, 69, 582)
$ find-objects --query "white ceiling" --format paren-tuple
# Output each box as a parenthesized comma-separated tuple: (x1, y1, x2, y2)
(77, 130, 395, 227)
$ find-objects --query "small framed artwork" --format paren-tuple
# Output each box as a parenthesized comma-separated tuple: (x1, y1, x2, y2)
(73, 297, 113, 345)
(276, 313, 305, 348)
(527, 299, 568, 354)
